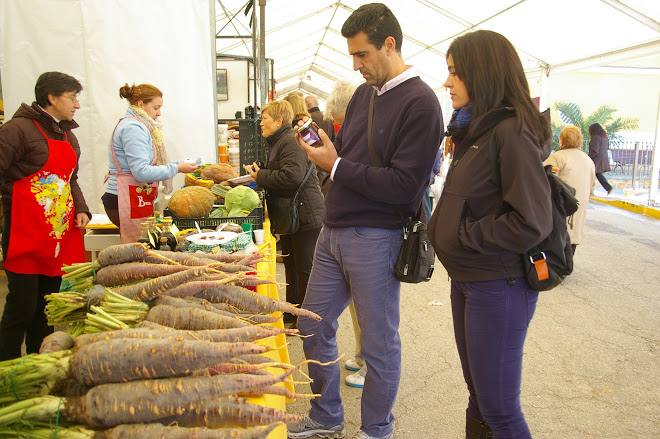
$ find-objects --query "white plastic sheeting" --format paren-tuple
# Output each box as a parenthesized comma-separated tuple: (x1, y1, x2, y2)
(0, 0, 216, 210)
(215, 0, 660, 98)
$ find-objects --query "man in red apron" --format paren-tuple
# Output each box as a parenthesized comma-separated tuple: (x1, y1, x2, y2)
(0, 72, 90, 360)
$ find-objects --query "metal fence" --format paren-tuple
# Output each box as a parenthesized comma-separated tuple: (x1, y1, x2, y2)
(607, 140, 659, 191)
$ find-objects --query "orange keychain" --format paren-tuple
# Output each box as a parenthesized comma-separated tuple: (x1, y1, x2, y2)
(531, 253, 550, 281)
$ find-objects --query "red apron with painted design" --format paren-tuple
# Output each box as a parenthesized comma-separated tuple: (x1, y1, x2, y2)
(109, 117, 158, 243)
(3, 121, 85, 276)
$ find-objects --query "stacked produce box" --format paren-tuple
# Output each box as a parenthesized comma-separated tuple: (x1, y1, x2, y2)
(0, 238, 318, 438)
(172, 163, 265, 230)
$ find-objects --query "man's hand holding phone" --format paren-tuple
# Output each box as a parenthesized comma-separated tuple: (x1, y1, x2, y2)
(295, 116, 338, 173)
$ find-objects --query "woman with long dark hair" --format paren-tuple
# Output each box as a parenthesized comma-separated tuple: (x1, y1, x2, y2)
(428, 30, 553, 438)
(588, 122, 613, 194)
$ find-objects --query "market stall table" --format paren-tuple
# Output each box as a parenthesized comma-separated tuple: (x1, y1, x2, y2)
(83, 216, 292, 438)
(250, 218, 293, 439)
(84, 214, 120, 262)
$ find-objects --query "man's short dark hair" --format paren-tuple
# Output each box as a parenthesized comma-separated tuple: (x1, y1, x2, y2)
(341, 3, 402, 52)
(34, 72, 82, 107)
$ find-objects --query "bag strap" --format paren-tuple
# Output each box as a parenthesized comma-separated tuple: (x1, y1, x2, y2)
(292, 163, 315, 202)
(366, 88, 428, 224)
(367, 89, 382, 167)
(367, 89, 425, 222)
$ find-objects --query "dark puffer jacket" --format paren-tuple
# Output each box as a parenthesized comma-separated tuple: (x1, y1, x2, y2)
(429, 116, 552, 282)
(256, 125, 324, 232)
(0, 103, 89, 214)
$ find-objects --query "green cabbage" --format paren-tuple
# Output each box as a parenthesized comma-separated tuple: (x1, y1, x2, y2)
(215, 186, 260, 217)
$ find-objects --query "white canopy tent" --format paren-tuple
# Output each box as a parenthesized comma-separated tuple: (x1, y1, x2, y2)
(216, 0, 660, 202)
(0, 0, 658, 208)
(215, 0, 659, 102)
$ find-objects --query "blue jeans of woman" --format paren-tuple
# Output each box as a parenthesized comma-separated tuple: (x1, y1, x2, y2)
(451, 277, 538, 439)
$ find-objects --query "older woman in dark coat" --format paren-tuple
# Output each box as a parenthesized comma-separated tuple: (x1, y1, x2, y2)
(244, 100, 325, 327)
(588, 123, 613, 194)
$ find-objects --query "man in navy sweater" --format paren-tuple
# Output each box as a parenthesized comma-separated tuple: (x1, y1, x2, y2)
(288, 4, 444, 439)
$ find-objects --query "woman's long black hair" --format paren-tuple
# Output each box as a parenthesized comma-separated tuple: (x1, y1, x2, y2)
(447, 30, 550, 148)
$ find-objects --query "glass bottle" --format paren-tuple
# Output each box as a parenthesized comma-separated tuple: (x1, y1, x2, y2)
(147, 216, 161, 249)
(137, 221, 154, 248)
(160, 217, 178, 251)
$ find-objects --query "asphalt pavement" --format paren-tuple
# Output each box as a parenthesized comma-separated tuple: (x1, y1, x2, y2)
(284, 201, 660, 439)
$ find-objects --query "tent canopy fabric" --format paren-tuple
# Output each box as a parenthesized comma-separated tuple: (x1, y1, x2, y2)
(0, 0, 216, 206)
(215, 0, 660, 98)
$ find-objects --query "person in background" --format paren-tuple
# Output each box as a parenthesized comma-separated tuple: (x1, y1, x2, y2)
(305, 94, 335, 142)
(243, 100, 324, 329)
(588, 122, 613, 195)
(325, 80, 357, 136)
(319, 81, 358, 196)
(544, 125, 596, 255)
(289, 4, 443, 438)
(429, 30, 552, 439)
(284, 93, 310, 126)
(0, 72, 90, 360)
(326, 79, 368, 389)
(325, 80, 365, 387)
(422, 146, 443, 222)
(101, 83, 197, 242)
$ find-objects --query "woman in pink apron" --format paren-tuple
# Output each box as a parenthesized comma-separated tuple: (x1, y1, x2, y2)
(0, 72, 90, 360)
(101, 83, 197, 242)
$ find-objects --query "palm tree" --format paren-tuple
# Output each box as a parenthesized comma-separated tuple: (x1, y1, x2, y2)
(551, 102, 639, 151)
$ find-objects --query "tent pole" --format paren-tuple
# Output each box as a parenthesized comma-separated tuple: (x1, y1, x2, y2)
(210, 0, 218, 156)
(538, 66, 550, 111)
(649, 90, 660, 206)
(252, 3, 257, 108)
(259, 0, 267, 107)
(550, 39, 660, 74)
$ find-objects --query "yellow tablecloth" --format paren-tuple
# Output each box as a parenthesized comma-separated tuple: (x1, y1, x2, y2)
(250, 218, 292, 439)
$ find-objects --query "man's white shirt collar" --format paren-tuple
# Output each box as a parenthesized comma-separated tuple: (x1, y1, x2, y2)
(373, 66, 418, 96)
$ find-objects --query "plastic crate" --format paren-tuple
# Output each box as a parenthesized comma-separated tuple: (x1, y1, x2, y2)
(165, 189, 265, 230)
(165, 207, 264, 230)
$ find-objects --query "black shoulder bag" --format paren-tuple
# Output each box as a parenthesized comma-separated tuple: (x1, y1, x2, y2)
(366, 89, 435, 283)
(267, 164, 315, 236)
(483, 108, 579, 291)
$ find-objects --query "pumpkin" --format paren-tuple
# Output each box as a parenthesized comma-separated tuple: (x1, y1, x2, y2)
(167, 186, 216, 218)
(184, 173, 214, 189)
(200, 163, 239, 183)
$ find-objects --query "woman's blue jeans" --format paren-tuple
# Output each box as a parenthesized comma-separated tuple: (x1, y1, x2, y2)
(451, 277, 538, 439)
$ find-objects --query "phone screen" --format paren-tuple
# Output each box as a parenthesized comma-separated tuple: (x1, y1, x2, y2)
(302, 129, 321, 146)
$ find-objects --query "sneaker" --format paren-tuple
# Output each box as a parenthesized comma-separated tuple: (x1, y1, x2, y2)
(345, 365, 367, 388)
(287, 415, 345, 438)
(350, 430, 393, 439)
(344, 357, 363, 372)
